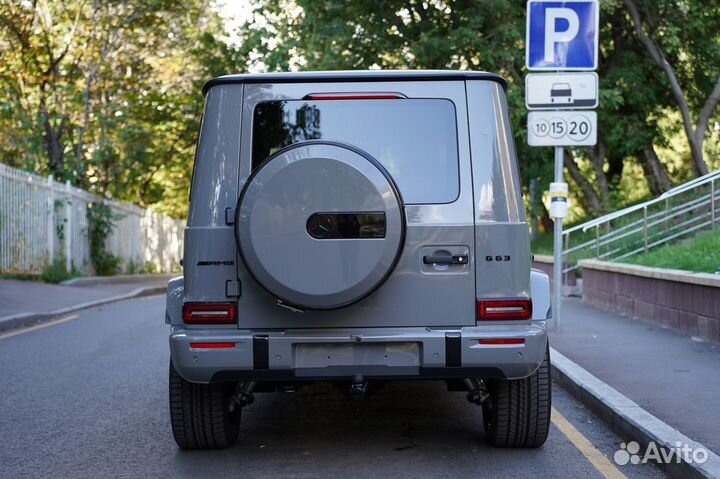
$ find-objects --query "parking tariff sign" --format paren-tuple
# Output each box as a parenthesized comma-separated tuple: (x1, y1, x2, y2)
(526, 0, 599, 71)
(528, 111, 597, 146)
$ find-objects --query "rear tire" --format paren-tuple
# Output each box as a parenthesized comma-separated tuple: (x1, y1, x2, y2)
(482, 344, 551, 448)
(169, 360, 241, 449)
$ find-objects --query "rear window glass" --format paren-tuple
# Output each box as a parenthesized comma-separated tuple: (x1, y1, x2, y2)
(252, 99, 459, 204)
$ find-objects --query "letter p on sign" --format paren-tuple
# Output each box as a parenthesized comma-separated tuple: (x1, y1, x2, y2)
(526, 0, 599, 71)
(544, 8, 579, 62)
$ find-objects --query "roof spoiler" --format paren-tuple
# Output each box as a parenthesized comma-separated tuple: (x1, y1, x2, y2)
(202, 70, 508, 96)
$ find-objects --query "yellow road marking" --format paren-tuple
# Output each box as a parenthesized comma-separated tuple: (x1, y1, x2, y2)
(552, 407, 629, 479)
(0, 314, 79, 340)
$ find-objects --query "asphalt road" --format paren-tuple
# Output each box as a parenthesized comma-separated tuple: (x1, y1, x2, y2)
(0, 296, 667, 479)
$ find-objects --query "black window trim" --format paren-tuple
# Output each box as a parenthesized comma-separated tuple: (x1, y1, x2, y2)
(249, 97, 462, 206)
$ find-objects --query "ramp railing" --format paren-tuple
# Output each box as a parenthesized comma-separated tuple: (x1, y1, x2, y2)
(560, 169, 720, 282)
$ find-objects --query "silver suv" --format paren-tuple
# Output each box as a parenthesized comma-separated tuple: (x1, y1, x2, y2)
(166, 70, 552, 450)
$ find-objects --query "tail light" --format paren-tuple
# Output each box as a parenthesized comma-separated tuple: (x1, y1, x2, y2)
(477, 299, 532, 321)
(182, 303, 236, 324)
(478, 339, 525, 345)
(304, 93, 405, 100)
(190, 342, 236, 349)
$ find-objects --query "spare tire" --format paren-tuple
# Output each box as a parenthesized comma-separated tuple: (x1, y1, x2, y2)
(235, 141, 405, 310)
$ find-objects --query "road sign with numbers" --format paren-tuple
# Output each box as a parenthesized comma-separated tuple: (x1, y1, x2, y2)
(527, 110, 597, 146)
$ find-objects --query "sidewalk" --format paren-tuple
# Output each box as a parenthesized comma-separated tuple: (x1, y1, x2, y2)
(551, 297, 720, 455)
(0, 274, 173, 329)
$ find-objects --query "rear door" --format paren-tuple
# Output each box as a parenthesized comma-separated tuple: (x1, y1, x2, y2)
(236, 80, 476, 328)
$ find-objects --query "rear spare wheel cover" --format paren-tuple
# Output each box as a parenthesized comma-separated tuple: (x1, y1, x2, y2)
(236, 141, 405, 310)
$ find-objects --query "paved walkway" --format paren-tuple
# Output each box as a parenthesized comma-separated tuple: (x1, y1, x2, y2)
(551, 297, 720, 454)
(0, 276, 171, 319)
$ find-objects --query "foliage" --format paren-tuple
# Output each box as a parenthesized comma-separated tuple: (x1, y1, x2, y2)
(87, 202, 121, 275)
(623, 230, 720, 273)
(126, 259, 137, 275)
(41, 259, 82, 284)
(0, 273, 42, 282)
(235, 0, 720, 222)
(0, 0, 246, 219)
(1, 1, 719, 225)
(531, 233, 554, 256)
(141, 261, 159, 274)
(126, 259, 159, 274)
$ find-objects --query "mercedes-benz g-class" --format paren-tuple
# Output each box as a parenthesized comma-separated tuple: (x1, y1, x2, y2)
(166, 70, 552, 450)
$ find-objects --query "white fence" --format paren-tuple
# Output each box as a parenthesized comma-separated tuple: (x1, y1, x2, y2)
(0, 162, 184, 275)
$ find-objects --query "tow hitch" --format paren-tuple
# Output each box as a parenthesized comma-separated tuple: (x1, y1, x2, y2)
(349, 375, 368, 398)
(464, 378, 490, 405)
(230, 381, 256, 412)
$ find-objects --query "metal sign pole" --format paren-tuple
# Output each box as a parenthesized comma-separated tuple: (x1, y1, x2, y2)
(526, 0, 599, 331)
(553, 146, 564, 330)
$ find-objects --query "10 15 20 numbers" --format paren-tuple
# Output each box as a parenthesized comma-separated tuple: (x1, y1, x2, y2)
(532, 115, 591, 142)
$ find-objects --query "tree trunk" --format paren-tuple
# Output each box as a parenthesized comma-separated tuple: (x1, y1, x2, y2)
(687, 136, 707, 177)
(639, 142, 673, 195)
(624, 0, 714, 177)
(589, 140, 610, 209)
(42, 110, 66, 177)
(539, 201, 554, 234)
(606, 151, 624, 186)
(564, 151, 602, 216)
(76, 0, 100, 173)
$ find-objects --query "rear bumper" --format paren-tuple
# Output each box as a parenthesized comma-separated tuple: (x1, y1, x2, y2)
(170, 322, 547, 383)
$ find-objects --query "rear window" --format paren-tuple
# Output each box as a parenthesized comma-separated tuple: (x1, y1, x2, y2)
(252, 99, 459, 204)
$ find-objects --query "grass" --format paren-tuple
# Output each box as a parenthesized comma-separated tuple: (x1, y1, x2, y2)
(621, 230, 720, 274)
(531, 228, 595, 264)
(1, 262, 83, 283)
(0, 273, 42, 281)
(531, 232, 554, 256)
(531, 214, 593, 257)
(531, 222, 720, 275)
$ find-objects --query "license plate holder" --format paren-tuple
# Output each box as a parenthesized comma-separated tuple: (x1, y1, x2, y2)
(294, 342, 420, 370)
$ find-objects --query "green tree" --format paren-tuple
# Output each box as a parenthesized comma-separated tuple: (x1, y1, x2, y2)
(236, 0, 720, 219)
(624, 0, 720, 177)
(0, 0, 246, 218)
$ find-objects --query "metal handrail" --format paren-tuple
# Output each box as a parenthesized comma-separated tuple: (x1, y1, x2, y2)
(660, 170, 720, 198)
(591, 196, 711, 249)
(559, 169, 719, 281)
(563, 169, 720, 234)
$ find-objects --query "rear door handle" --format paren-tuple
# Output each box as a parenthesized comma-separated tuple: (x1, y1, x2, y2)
(423, 254, 469, 265)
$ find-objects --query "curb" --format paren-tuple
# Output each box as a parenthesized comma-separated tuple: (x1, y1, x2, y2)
(551, 347, 720, 479)
(0, 285, 166, 332)
(60, 274, 176, 286)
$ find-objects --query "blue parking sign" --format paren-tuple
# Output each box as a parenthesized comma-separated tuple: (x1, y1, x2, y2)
(526, 0, 599, 70)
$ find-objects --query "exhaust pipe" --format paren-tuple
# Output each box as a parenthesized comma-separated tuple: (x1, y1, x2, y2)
(464, 378, 490, 405)
(230, 381, 256, 412)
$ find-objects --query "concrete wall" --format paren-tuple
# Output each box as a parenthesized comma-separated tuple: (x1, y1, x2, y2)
(533, 255, 576, 286)
(580, 259, 720, 342)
